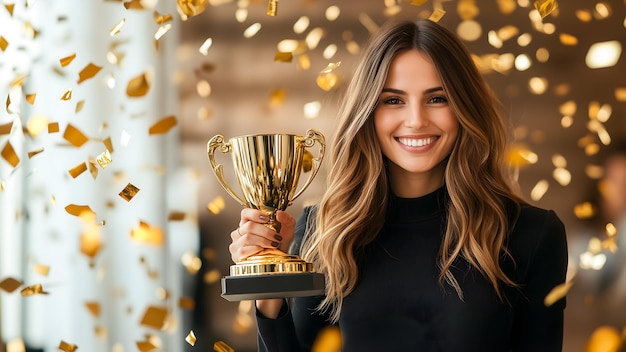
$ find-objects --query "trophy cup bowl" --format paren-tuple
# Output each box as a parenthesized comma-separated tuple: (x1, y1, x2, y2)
(207, 129, 326, 301)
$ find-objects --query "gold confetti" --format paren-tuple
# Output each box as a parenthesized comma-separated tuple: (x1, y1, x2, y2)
(27, 148, 44, 158)
(60, 53, 76, 67)
(110, 18, 125, 36)
(615, 87, 626, 102)
(139, 305, 168, 329)
(123, 0, 144, 10)
(185, 330, 197, 346)
(77, 63, 103, 84)
(65, 204, 96, 217)
(88, 158, 99, 179)
(530, 179, 549, 201)
(534, 0, 558, 18)
(85, 301, 101, 317)
(269, 88, 287, 108)
(131, 221, 164, 245)
(176, 0, 208, 17)
(559, 33, 578, 46)
(182, 252, 202, 274)
(154, 11, 173, 24)
(25, 93, 36, 105)
(48, 122, 60, 133)
(5, 3, 14, 16)
(60, 89, 72, 101)
(126, 73, 150, 97)
(148, 115, 177, 135)
(68, 162, 87, 178)
(179, 297, 195, 310)
(0, 36, 8, 51)
(1, 141, 19, 167)
(199, 37, 213, 55)
(266, 0, 277, 16)
(9, 75, 26, 88)
(585, 326, 623, 352)
(20, 283, 48, 296)
(0, 277, 22, 293)
(34, 263, 50, 276)
(119, 183, 140, 201)
(103, 137, 114, 153)
(243, 23, 262, 38)
(136, 341, 157, 352)
(457, 0, 479, 20)
(26, 114, 49, 137)
(96, 149, 112, 168)
(544, 280, 572, 307)
(58, 341, 78, 352)
(214, 341, 235, 352)
(429, 8, 446, 22)
(204, 268, 221, 284)
(207, 196, 225, 214)
(0, 120, 13, 134)
(155, 24, 172, 40)
(80, 224, 102, 258)
(64, 124, 90, 147)
(312, 326, 342, 352)
(167, 211, 186, 221)
(274, 51, 293, 62)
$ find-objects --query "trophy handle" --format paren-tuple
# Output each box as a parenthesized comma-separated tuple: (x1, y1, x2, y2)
(207, 134, 248, 207)
(292, 129, 325, 201)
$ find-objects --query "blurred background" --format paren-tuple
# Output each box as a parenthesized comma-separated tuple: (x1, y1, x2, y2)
(1, 0, 625, 351)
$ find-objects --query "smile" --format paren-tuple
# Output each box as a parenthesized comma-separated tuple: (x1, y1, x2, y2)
(396, 136, 437, 147)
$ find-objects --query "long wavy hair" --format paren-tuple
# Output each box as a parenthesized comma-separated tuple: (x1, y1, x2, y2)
(300, 18, 525, 323)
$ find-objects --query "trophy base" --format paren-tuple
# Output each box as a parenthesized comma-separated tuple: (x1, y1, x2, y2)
(221, 272, 325, 301)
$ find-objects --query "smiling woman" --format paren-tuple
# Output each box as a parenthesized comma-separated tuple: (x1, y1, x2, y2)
(229, 18, 569, 351)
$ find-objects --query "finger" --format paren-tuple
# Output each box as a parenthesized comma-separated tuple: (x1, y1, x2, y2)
(240, 208, 270, 226)
(230, 243, 264, 262)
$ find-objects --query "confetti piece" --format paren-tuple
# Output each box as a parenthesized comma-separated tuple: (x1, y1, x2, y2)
(119, 183, 140, 201)
(65, 204, 96, 217)
(179, 297, 195, 310)
(154, 11, 173, 24)
(585, 326, 623, 352)
(139, 305, 168, 329)
(207, 196, 225, 214)
(312, 326, 342, 352)
(110, 18, 125, 36)
(409, 0, 428, 5)
(126, 73, 150, 97)
(20, 283, 48, 296)
(167, 211, 186, 221)
(586, 41, 622, 69)
(0, 36, 8, 51)
(124, 0, 144, 10)
(136, 341, 157, 352)
(28, 148, 44, 158)
(0, 121, 13, 134)
(77, 63, 103, 84)
(60, 89, 72, 101)
(266, 0, 277, 16)
(214, 341, 235, 352)
(148, 115, 177, 135)
(544, 280, 572, 306)
(34, 263, 49, 276)
(274, 52, 293, 62)
(96, 149, 112, 169)
(0, 277, 22, 293)
(185, 330, 197, 346)
(60, 53, 76, 67)
(25, 93, 36, 105)
(26, 114, 49, 137)
(559, 33, 578, 46)
(85, 301, 101, 317)
(243, 23, 262, 38)
(176, 0, 208, 17)
(5, 3, 14, 16)
(429, 8, 446, 22)
(48, 122, 60, 133)
(120, 130, 131, 146)
(131, 221, 164, 245)
(534, 0, 558, 18)
(530, 179, 549, 201)
(155, 24, 172, 40)
(80, 225, 102, 258)
(58, 341, 78, 352)
(268, 89, 286, 108)
(68, 162, 88, 178)
(5, 95, 12, 113)
(1, 141, 20, 167)
(199, 38, 213, 55)
(64, 124, 90, 147)
(103, 137, 114, 153)
(88, 158, 99, 179)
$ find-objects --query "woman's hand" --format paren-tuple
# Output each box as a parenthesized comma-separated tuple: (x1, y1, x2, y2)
(229, 209, 296, 263)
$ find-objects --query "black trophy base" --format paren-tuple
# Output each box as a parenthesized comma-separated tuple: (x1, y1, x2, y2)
(221, 272, 325, 301)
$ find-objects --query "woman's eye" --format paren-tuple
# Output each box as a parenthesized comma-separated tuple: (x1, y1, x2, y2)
(429, 96, 448, 104)
(383, 97, 402, 104)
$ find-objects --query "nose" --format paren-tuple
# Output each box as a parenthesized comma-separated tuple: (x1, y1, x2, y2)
(404, 103, 428, 128)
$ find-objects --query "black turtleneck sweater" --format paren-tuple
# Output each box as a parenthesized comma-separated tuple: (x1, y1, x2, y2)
(255, 187, 568, 351)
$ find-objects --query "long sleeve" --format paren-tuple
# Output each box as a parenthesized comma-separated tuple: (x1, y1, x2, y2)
(511, 209, 568, 351)
(255, 206, 330, 351)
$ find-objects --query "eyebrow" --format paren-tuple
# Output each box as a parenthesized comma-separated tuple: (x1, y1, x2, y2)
(381, 86, 445, 95)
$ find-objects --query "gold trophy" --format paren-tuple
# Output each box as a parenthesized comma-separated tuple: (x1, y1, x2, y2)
(207, 129, 325, 301)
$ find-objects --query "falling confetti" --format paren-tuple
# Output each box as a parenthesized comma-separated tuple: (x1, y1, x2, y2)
(110, 18, 126, 36)
(126, 73, 150, 97)
(185, 330, 197, 346)
(58, 341, 78, 352)
(177, 0, 208, 17)
(119, 183, 140, 201)
(20, 283, 48, 296)
(534, 0, 558, 18)
(544, 280, 573, 306)
(214, 341, 235, 352)
(68, 162, 88, 178)
(148, 115, 177, 135)
(0, 277, 22, 293)
(1, 141, 20, 167)
(131, 221, 164, 245)
(139, 305, 168, 329)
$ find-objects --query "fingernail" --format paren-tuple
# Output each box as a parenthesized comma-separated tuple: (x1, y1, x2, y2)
(274, 234, 283, 241)
(259, 215, 269, 222)
(271, 241, 280, 247)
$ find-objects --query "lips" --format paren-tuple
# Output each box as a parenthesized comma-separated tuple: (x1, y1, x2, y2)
(396, 136, 438, 147)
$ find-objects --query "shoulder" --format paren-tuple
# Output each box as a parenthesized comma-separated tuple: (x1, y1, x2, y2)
(506, 204, 568, 278)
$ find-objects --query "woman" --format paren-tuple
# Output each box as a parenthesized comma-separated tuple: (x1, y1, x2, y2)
(230, 18, 568, 351)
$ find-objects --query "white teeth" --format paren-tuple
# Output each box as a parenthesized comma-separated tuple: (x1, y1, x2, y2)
(397, 137, 435, 147)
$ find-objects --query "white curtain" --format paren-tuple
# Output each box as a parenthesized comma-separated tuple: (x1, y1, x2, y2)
(0, 1, 199, 351)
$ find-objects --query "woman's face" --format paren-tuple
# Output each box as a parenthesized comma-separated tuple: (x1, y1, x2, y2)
(374, 49, 459, 196)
